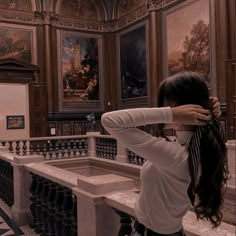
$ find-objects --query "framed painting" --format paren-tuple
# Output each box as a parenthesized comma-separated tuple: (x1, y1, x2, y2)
(57, 30, 104, 112)
(163, 0, 216, 95)
(117, 21, 149, 108)
(6, 115, 25, 129)
(0, 23, 37, 64)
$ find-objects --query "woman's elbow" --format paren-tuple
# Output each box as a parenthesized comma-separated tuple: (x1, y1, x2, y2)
(101, 112, 112, 129)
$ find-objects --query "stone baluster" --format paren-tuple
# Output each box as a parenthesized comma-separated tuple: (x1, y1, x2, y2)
(33, 176, 44, 234)
(71, 195, 78, 236)
(15, 141, 21, 155)
(22, 140, 28, 155)
(60, 141, 66, 158)
(29, 174, 38, 229)
(61, 188, 74, 235)
(9, 141, 13, 153)
(88, 133, 97, 157)
(41, 179, 51, 233)
(47, 182, 57, 236)
(116, 142, 127, 163)
(115, 209, 133, 236)
(54, 185, 65, 235)
(11, 154, 44, 226)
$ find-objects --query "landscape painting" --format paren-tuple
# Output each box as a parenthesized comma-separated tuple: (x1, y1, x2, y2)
(120, 25, 147, 99)
(61, 33, 99, 101)
(0, 26, 32, 63)
(166, 0, 210, 84)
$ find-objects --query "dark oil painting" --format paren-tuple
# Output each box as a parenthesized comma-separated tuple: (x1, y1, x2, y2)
(120, 25, 147, 99)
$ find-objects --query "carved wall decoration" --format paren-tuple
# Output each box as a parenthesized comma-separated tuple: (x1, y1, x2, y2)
(60, 0, 98, 20)
(0, 0, 32, 11)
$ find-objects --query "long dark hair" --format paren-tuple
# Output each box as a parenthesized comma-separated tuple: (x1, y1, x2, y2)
(157, 71, 230, 228)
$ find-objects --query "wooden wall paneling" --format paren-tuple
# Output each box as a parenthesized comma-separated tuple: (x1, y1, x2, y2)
(226, 0, 236, 60)
(103, 33, 118, 111)
(73, 121, 84, 135)
(37, 25, 46, 84)
(44, 22, 53, 112)
(226, 60, 236, 140)
(148, 10, 160, 107)
(215, 0, 227, 103)
(62, 122, 72, 136)
(50, 26, 59, 112)
(29, 84, 48, 137)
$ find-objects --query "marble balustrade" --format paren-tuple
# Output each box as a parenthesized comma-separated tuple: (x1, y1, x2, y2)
(0, 135, 234, 236)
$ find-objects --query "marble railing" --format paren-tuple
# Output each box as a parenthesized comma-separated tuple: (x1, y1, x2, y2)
(105, 190, 236, 236)
(0, 135, 89, 159)
(95, 135, 117, 160)
(0, 136, 235, 236)
(0, 133, 144, 165)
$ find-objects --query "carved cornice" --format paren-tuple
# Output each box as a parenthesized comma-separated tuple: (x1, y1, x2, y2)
(0, 5, 147, 32)
(102, 20, 117, 32)
(34, 11, 59, 25)
(0, 9, 35, 24)
(145, 0, 164, 11)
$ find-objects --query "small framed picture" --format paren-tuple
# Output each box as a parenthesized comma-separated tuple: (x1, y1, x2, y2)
(6, 115, 25, 129)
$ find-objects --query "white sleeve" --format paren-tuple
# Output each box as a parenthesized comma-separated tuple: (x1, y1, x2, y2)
(101, 107, 185, 169)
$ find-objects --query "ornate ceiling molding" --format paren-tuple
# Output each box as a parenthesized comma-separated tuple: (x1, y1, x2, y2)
(145, 0, 164, 11)
(0, 9, 35, 24)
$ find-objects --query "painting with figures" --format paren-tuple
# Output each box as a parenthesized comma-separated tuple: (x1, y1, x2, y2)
(166, 0, 210, 84)
(120, 25, 147, 99)
(0, 26, 32, 63)
(61, 34, 99, 101)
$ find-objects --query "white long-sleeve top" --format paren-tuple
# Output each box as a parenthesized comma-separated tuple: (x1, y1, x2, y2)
(101, 107, 192, 234)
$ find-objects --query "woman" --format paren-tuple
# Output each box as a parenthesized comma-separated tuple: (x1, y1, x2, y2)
(101, 72, 230, 236)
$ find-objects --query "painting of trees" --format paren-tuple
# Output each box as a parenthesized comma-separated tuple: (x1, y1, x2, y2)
(166, 0, 210, 83)
(168, 20, 210, 82)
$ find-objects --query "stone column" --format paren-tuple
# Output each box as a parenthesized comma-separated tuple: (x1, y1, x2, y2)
(73, 174, 134, 236)
(226, 140, 236, 188)
(116, 142, 127, 163)
(87, 132, 100, 157)
(11, 155, 44, 226)
(146, 0, 163, 107)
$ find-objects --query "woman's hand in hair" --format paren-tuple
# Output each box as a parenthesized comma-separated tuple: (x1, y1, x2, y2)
(210, 97, 221, 118)
(172, 105, 210, 126)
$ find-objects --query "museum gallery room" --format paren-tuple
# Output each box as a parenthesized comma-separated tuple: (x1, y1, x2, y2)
(0, 0, 235, 235)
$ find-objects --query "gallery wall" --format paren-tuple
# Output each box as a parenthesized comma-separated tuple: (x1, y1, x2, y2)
(0, 0, 234, 138)
(0, 84, 29, 140)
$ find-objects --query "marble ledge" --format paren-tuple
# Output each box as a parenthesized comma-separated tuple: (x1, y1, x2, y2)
(104, 191, 236, 236)
(13, 154, 44, 164)
(77, 174, 135, 194)
(104, 190, 138, 217)
(0, 152, 14, 163)
(25, 162, 79, 188)
(184, 211, 236, 236)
